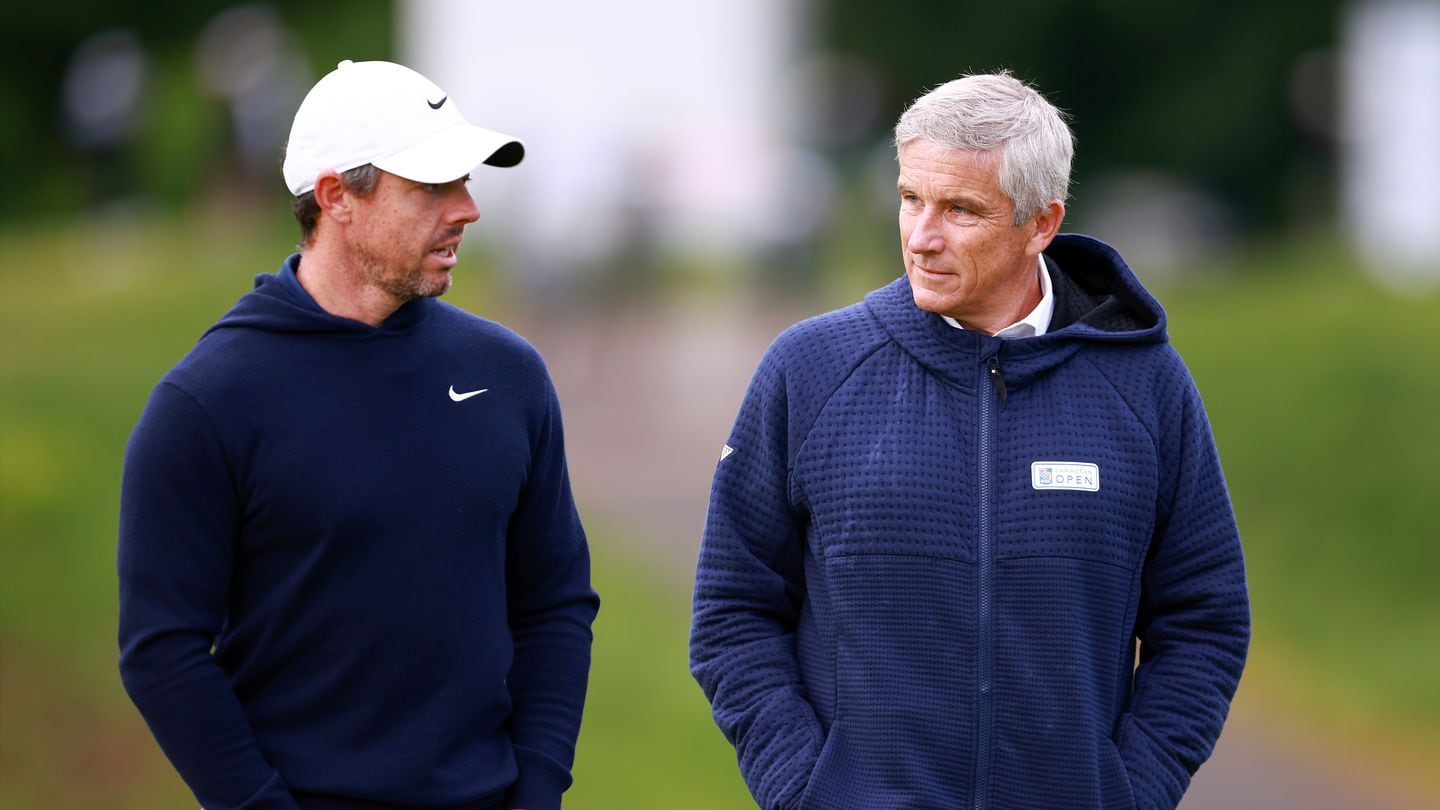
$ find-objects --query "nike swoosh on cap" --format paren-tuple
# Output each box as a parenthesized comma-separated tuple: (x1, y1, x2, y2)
(449, 385, 488, 402)
(428, 96, 447, 110)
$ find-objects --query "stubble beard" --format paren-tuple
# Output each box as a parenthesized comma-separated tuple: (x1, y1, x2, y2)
(354, 245, 453, 304)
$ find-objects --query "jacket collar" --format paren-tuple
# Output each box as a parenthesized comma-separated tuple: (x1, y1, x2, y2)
(863, 234, 1168, 396)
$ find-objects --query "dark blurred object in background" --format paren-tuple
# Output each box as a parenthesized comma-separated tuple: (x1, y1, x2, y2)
(192, 4, 309, 196)
(59, 28, 147, 205)
(821, 0, 1344, 236)
(0, 0, 391, 223)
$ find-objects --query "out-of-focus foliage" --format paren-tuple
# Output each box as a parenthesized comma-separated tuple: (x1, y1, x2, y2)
(820, 0, 1341, 231)
(0, 0, 393, 223)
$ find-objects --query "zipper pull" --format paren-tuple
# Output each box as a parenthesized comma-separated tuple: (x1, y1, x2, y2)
(987, 357, 1008, 406)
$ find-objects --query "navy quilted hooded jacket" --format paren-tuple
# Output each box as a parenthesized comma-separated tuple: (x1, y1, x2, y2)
(690, 234, 1250, 810)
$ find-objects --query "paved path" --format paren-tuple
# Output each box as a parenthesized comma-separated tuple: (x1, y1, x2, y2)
(514, 297, 1433, 810)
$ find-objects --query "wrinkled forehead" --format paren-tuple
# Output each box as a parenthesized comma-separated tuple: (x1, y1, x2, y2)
(898, 141, 1004, 188)
(899, 138, 1002, 169)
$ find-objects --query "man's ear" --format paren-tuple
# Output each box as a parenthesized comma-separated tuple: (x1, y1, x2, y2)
(1028, 198, 1065, 254)
(313, 170, 353, 225)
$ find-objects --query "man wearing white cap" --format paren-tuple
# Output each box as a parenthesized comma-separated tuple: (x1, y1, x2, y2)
(118, 60, 598, 810)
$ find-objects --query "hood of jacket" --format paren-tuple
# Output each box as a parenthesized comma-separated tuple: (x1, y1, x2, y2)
(863, 233, 1168, 394)
(201, 254, 435, 340)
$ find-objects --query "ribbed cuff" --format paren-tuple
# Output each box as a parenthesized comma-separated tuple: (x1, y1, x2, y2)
(506, 748, 573, 810)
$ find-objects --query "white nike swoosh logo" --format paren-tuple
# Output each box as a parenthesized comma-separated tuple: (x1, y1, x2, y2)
(449, 385, 489, 402)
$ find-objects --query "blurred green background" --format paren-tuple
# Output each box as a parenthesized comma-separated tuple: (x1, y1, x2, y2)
(2, 1, 1438, 807)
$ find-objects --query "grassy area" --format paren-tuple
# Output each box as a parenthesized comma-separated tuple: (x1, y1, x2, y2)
(569, 547, 752, 807)
(1158, 246, 1440, 741)
(1, 210, 1436, 804)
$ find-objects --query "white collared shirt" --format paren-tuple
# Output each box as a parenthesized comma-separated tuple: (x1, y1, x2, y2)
(941, 255, 1053, 339)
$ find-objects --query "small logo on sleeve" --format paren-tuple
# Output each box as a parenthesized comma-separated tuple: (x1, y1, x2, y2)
(1031, 461, 1099, 492)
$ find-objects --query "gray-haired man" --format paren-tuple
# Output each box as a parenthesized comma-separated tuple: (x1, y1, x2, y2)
(690, 72, 1249, 810)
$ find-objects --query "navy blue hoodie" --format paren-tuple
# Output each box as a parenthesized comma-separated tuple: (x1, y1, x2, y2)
(119, 255, 598, 810)
(690, 235, 1249, 810)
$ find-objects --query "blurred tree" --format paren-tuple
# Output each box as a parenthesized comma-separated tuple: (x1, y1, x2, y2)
(0, 0, 393, 223)
(820, 0, 1342, 234)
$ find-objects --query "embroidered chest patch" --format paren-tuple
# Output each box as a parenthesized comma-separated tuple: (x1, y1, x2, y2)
(1031, 461, 1100, 492)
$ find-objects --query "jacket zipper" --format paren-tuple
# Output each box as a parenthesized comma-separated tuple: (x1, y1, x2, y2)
(974, 356, 1004, 810)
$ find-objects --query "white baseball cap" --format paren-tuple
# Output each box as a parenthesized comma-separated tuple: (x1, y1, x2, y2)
(282, 59, 524, 196)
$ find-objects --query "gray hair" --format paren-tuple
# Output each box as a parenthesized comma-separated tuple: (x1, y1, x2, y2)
(894, 72, 1074, 225)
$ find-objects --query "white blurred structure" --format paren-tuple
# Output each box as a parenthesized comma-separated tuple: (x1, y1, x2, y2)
(399, 0, 821, 284)
(1341, 0, 1440, 290)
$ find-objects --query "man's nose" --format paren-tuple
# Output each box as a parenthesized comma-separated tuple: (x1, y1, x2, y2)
(907, 209, 943, 254)
(450, 188, 481, 225)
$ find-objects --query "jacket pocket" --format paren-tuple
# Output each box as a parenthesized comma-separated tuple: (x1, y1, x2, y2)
(796, 718, 845, 810)
(1103, 732, 1139, 810)
(821, 552, 975, 806)
(987, 556, 1136, 809)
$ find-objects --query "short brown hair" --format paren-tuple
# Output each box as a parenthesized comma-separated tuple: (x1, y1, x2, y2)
(291, 163, 382, 249)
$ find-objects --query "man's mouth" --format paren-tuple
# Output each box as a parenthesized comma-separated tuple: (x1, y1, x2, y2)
(430, 229, 465, 263)
(428, 241, 461, 269)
